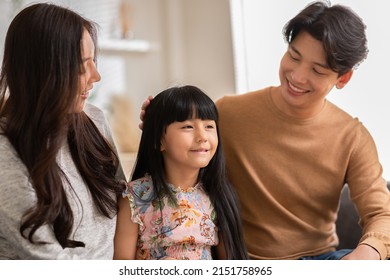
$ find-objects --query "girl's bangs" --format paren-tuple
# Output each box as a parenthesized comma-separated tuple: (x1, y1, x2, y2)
(165, 92, 218, 124)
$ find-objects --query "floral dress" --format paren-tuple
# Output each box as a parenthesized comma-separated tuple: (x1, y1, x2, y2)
(123, 175, 218, 260)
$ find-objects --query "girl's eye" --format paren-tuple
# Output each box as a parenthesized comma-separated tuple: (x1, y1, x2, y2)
(204, 121, 216, 129)
(182, 125, 193, 129)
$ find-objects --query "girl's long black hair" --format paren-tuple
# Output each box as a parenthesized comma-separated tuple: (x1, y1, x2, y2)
(132, 85, 248, 259)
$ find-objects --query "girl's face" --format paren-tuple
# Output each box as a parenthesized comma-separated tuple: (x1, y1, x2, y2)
(160, 118, 218, 173)
(73, 29, 101, 113)
(278, 31, 352, 118)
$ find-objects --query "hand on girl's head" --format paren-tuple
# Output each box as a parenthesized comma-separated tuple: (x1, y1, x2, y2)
(138, 95, 154, 130)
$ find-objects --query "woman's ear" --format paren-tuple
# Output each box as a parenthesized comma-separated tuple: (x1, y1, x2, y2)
(336, 70, 353, 89)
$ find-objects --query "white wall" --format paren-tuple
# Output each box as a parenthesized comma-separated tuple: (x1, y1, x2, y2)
(0, 0, 19, 62)
(230, 0, 390, 180)
(163, 0, 235, 100)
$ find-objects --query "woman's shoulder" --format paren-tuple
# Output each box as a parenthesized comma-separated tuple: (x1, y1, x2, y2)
(83, 103, 105, 122)
(0, 135, 32, 201)
(0, 134, 26, 173)
(83, 103, 111, 137)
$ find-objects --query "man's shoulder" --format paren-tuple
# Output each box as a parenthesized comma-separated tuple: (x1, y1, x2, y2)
(325, 101, 362, 127)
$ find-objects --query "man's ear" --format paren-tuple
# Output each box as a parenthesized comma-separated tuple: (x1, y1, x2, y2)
(336, 70, 353, 89)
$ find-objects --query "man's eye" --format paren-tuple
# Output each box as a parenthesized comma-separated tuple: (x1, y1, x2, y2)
(290, 54, 299, 61)
(313, 68, 325, 75)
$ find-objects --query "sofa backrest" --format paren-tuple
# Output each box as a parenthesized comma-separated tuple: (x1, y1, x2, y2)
(336, 181, 390, 249)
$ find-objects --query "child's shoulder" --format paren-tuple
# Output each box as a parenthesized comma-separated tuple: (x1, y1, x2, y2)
(126, 175, 154, 200)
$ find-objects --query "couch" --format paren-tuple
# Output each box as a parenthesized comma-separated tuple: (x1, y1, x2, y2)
(336, 181, 390, 249)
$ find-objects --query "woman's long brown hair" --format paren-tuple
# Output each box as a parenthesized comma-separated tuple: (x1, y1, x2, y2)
(0, 3, 122, 248)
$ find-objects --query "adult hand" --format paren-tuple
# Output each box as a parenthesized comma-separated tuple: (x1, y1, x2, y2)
(341, 244, 380, 260)
(138, 95, 153, 130)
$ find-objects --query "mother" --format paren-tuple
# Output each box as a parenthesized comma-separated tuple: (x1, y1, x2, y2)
(0, 3, 125, 259)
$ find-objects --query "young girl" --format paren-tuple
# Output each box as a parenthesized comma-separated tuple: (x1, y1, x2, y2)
(114, 85, 248, 260)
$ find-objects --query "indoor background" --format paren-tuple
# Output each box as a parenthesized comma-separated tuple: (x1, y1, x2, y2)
(1, 0, 388, 180)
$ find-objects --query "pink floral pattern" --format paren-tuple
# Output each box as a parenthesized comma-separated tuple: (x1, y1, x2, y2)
(123, 175, 218, 260)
